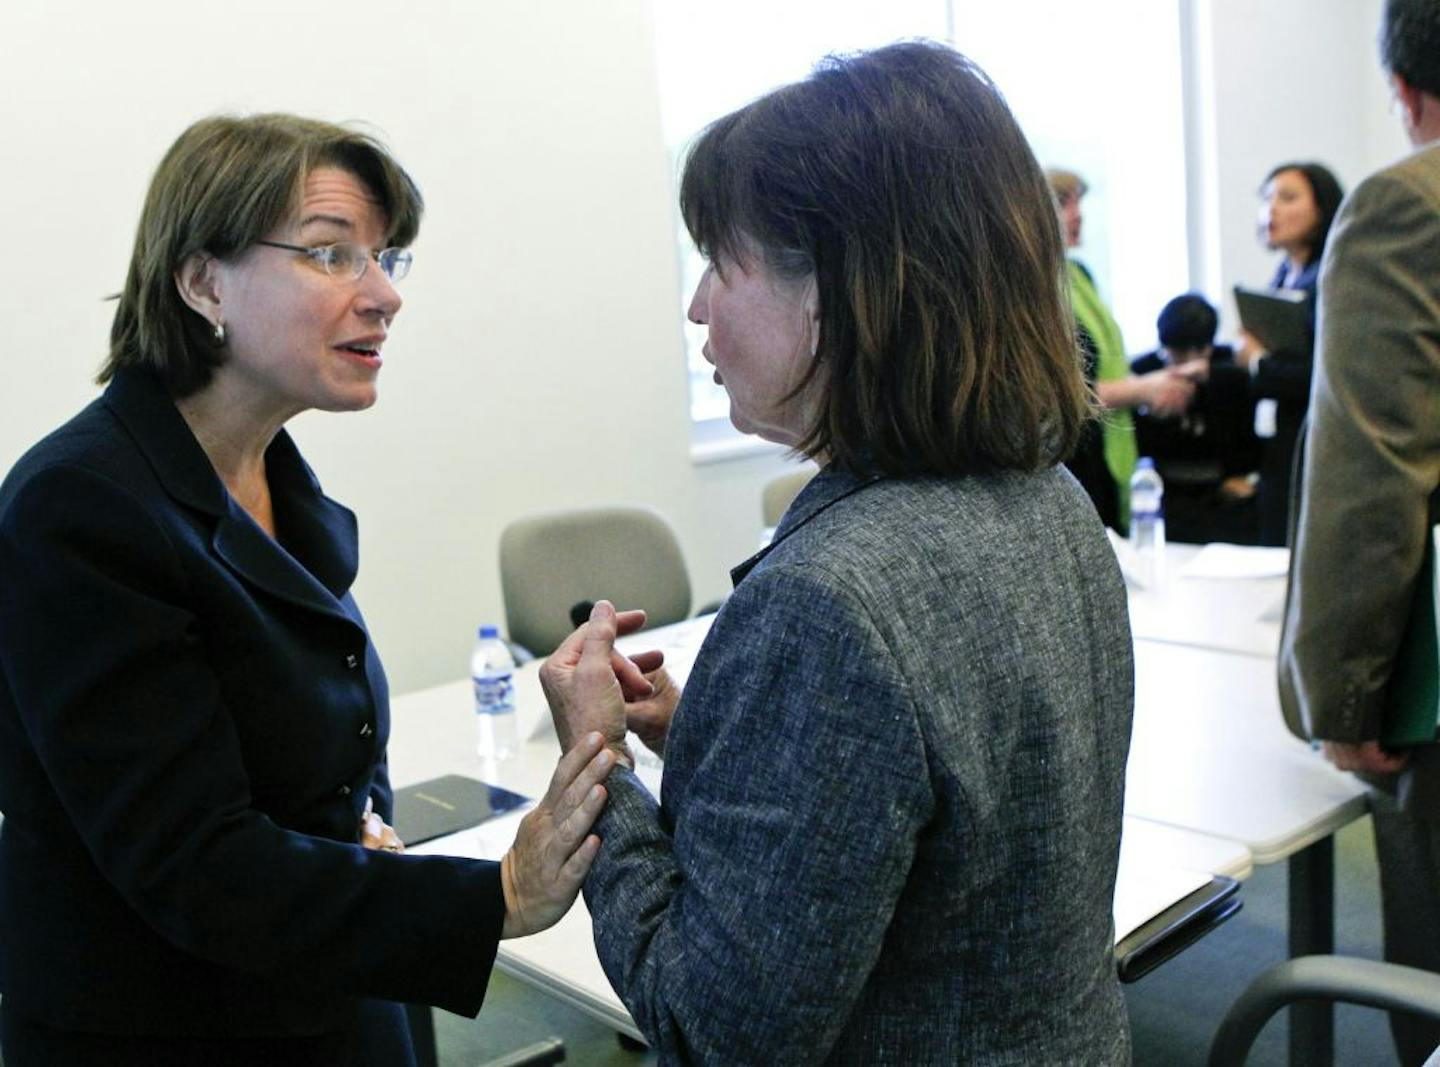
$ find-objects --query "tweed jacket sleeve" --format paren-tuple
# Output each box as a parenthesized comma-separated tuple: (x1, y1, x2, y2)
(583, 558, 933, 1064)
(1279, 149, 1440, 743)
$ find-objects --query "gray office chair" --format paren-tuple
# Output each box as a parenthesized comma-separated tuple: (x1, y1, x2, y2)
(499, 505, 692, 656)
(761, 467, 816, 528)
(1207, 955, 1440, 1065)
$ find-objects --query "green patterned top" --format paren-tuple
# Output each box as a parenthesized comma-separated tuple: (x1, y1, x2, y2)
(1067, 259, 1135, 527)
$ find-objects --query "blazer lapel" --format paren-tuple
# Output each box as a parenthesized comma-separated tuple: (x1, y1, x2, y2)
(210, 507, 356, 623)
(104, 369, 358, 625)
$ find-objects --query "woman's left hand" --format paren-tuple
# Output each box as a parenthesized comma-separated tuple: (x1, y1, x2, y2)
(359, 796, 405, 854)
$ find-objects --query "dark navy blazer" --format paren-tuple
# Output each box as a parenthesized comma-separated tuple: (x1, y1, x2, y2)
(0, 369, 501, 1038)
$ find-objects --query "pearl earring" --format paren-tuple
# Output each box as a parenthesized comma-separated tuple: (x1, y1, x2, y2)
(212, 320, 227, 346)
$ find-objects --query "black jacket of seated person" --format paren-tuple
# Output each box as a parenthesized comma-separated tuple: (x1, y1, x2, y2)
(1129, 346, 1262, 545)
(0, 367, 504, 1065)
(1064, 323, 1124, 533)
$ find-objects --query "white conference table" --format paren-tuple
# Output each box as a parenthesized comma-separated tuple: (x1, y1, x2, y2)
(1125, 541, 1288, 660)
(1125, 639, 1366, 864)
(388, 629, 1255, 1045)
(390, 542, 1361, 1060)
(1125, 541, 1365, 1066)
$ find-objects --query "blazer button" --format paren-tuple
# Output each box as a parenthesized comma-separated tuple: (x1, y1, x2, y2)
(336, 784, 352, 797)
(345, 653, 360, 670)
(359, 722, 374, 739)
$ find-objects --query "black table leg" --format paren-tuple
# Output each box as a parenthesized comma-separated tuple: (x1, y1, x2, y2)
(1287, 837, 1335, 1066)
(406, 1002, 439, 1067)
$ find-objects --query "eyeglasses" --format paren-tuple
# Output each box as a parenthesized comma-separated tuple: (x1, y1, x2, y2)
(254, 240, 413, 283)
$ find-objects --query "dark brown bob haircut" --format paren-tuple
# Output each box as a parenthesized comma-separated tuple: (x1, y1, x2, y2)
(101, 113, 423, 398)
(680, 40, 1088, 476)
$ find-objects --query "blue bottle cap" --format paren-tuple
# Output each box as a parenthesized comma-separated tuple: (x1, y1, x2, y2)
(478, 625, 500, 639)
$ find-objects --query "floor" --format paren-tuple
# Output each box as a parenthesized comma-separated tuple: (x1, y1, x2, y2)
(434, 817, 1401, 1065)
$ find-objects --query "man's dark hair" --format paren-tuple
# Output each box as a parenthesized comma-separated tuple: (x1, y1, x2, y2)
(1382, 0, 1440, 97)
(1156, 294, 1218, 351)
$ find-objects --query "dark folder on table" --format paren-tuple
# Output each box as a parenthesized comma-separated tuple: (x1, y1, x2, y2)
(1114, 876, 1242, 983)
(1233, 285, 1312, 354)
(1381, 524, 1440, 748)
(392, 775, 531, 847)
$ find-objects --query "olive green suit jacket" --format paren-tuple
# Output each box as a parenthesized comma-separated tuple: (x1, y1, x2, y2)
(1279, 141, 1440, 814)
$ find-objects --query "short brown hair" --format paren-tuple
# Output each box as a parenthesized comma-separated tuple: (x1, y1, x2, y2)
(101, 113, 423, 397)
(1045, 167, 1089, 205)
(681, 41, 1089, 476)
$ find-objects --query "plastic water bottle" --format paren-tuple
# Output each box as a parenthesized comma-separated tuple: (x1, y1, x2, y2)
(1129, 458, 1166, 589)
(472, 625, 518, 761)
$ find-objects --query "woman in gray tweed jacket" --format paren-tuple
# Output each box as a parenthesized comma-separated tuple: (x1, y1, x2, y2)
(540, 40, 1133, 1065)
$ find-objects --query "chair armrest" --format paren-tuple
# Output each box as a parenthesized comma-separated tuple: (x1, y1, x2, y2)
(1208, 955, 1440, 1065)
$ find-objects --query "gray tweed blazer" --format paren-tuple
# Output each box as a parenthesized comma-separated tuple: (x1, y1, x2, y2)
(584, 464, 1134, 1065)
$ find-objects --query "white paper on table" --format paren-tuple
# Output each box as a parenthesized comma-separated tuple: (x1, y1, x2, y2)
(1178, 543, 1290, 580)
(1112, 862, 1212, 942)
(1106, 528, 1149, 589)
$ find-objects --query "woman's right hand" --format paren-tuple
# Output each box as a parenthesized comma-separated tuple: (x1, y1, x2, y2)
(500, 732, 614, 938)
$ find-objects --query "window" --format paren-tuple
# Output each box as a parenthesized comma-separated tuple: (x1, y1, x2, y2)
(652, 1, 1188, 444)
(956, 1, 1190, 352)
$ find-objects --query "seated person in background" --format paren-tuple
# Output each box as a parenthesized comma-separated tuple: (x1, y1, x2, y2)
(1131, 294, 1261, 545)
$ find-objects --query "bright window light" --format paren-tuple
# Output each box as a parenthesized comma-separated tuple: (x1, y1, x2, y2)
(652, 1, 1187, 434)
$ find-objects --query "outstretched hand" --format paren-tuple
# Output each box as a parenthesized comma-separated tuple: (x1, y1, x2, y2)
(501, 732, 613, 938)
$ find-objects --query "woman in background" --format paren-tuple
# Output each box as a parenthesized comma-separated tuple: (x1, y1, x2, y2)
(0, 113, 619, 1066)
(1236, 160, 1344, 545)
(1049, 167, 1196, 532)
(543, 42, 1134, 1064)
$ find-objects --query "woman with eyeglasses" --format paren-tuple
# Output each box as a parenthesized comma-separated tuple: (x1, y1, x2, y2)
(0, 114, 619, 1066)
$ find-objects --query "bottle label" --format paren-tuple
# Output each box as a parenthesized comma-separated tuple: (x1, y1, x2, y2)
(474, 672, 515, 715)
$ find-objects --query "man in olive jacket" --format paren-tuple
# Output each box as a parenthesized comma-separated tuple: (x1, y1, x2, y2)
(1279, 1, 1440, 1061)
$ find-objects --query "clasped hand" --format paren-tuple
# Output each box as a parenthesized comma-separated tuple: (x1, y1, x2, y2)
(501, 602, 681, 939)
(500, 733, 615, 938)
(539, 600, 681, 759)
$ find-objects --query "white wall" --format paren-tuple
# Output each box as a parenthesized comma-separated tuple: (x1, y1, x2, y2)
(0, 0, 801, 694)
(0, 0, 1414, 694)
(1195, 0, 1409, 333)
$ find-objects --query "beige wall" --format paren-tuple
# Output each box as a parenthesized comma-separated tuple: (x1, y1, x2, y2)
(1195, 0, 1409, 331)
(0, 0, 1411, 694)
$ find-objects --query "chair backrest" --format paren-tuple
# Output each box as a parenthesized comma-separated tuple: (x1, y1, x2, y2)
(761, 468, 817, 528)
(499, 505, 692, 655)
